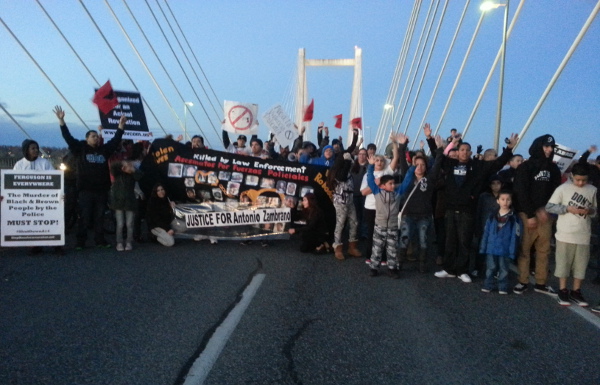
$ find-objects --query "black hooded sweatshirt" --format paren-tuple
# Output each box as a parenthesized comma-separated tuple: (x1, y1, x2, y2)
(513, 134, 561, 218)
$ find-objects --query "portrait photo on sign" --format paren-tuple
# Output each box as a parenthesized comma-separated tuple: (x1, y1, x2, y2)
(231, 172, 244, 183)
(260, 178, 275, 189)
(184, 178, 195, 188)
(274, 222, 285, 233)
(227, 182, 240, 196)
(199, 190, 212, 202)
(276, 180, 287, 194)
(218, 171, 231, 181)
(196, 172, 207, 183)
(168, 163, 183, 177)
(300, 186, 314, 197)
(285, 195, 297, 208)
(286, 182, 297, 196)
(207, 173, 218, 185)
(184, 165, 197, 177)
(257, 195, 267, 206)
(212, 188, 223, 201)
(245, 174, 259, 186)
(267, 197, 280, 207)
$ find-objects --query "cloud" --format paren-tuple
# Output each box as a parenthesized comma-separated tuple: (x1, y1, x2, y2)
(13, 112, 41, 119)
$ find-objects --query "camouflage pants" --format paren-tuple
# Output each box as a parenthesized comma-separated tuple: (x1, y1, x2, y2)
(369, 225, 398, 269)
(333, 200, 359, 248)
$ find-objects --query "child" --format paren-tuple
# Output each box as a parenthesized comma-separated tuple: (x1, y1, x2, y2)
(479, 190, 522, 294)
(473, 174, 503, 276)
(546, 163, 597, 306)
(110, 160, 141, 251)
(366, 153, 414, 278)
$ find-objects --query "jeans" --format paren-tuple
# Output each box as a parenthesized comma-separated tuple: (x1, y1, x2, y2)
(333, 200, 358, 248)
(443, 210, 474, 275)
(353, 195, 367, 238)
(399, 215, 432, 250)
(77, 189, 108, 246)
(484, 254, 510, 292)
(115, 210, 135, 244)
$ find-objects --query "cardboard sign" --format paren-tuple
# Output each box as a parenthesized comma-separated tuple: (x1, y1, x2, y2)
(262, 105, 297, 149)
(222, 101, 259, 135)
(1, 170, 65, 247)
(553, 143, 578, 174)
(98, 90, 152, 140)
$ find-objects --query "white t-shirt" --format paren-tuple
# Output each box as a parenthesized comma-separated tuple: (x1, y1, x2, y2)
(547, 182, 597, 245)
(13, 157, 54, 171)
(361, 165, 394, 210)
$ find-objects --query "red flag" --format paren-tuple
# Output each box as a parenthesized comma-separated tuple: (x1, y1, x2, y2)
(334, 114, 342, 129)
(303, 99, 314, 122)
(93, 80, 119, 115)
(351, 117, 362, 129)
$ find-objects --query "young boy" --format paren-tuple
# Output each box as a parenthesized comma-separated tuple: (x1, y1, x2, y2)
(545, 163, 597, 306)
(479, 191, 522, 294)
(366, 153, 414, 278)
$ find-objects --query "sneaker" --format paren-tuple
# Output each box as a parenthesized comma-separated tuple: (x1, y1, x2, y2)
(365, 259, 371, 265)
(499, 290, 508, 295)
(557, 289, 571, 306)
(369, 269, 378, 277)
(534, 284, 557, 297)
(381, 261, 387, 267)
(96, 242, 111, 249)
(591, 303, 600, 313)
(240, 240, 253, 246)
(457, 273, 472, 283)
(388, 268, 400, 279)
(513, 283, 528, 295)
(569, 289, 589, 307)
(125, 243, 133, 251)
(210, 238, 218, 245)
(471, 270, 479, 278)
(116, 243, 124, 252)
(481, 288, 491, 293)
(434, 270, 456, 278)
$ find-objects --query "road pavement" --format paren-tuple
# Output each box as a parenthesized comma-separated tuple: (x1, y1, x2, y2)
(1, 236, 600, 385)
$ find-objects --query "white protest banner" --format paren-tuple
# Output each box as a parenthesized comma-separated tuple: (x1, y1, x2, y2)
(1, 170, 65, 247)
(262, 105, 297, 149)
(185, 207, 291, 228)
(222, 100, 259, 136)
(553, 143, 578, 174)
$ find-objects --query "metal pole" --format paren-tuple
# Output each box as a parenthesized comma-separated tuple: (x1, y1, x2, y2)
(184, 104, 188, 142)
(494, 0, 509, 152)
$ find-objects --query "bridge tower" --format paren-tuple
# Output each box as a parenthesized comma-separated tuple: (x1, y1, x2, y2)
(295, 47, 363, 146)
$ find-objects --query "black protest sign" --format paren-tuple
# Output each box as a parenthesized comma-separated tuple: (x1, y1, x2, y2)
(97, 89, 152, 140)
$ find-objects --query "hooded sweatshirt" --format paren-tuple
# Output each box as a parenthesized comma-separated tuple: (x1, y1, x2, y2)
(513, 134, 561, 218)
(310, 145, 336, 167)
(60, 124, 123, 192)
(13, 139, 54, 171)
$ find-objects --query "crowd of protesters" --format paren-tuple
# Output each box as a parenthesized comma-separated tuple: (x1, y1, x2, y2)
(1, 106, 599, 312)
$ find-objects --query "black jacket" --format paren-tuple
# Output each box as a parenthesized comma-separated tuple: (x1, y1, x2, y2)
(514, 134, 561, 218)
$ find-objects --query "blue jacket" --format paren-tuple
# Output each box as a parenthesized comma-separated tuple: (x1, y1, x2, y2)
(310, 145, 335, 167)
(479, 211, 522, 260)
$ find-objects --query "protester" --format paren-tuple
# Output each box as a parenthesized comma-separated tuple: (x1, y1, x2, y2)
(497, 154, 524, 192)
(360, 134, 402, 262)
(479, 190, 522, 294)
(365, 151, 414, 278)
(223, 131, 250, 155)
(434, 133, 518, 283)
(288, 193, 331, 253)
(398, 135, 445, 273)
(327, 152, 361, 260)
(146, 183, 176, 247)
(54, 105, 126, 250)
(110, 160, 141, 251)
(13, 139, 54, 171)
(513, 134, 561, 295)
(546, 163, 597, 306)
(350, 148, 368, 239)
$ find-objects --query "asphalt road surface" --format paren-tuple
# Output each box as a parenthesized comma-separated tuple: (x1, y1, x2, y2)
(2, 236, 600, 385)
